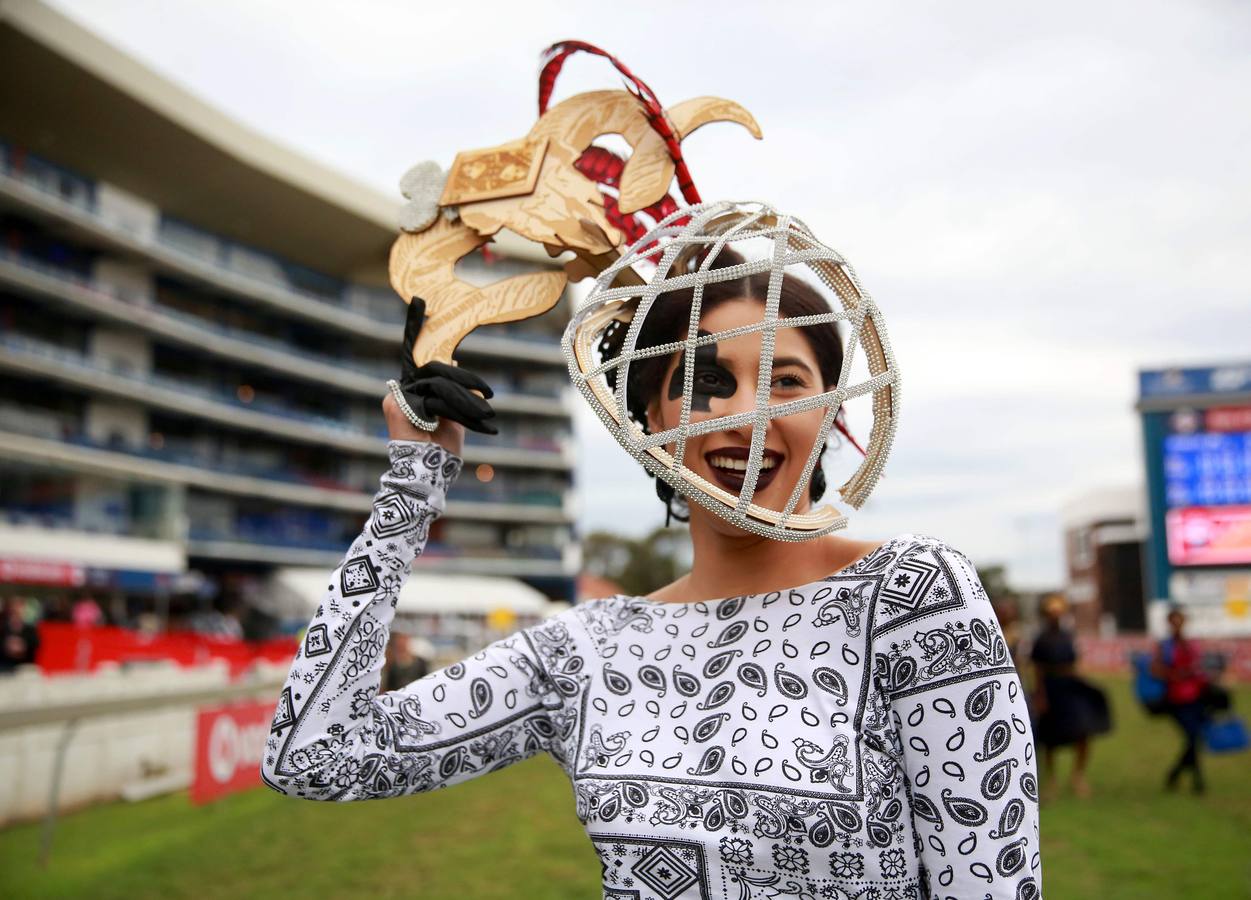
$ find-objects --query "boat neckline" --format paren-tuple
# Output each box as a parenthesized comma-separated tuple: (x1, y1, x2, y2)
(611, 532, 918, 611)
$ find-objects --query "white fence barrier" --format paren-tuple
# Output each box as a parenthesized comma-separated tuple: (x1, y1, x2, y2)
(0, 662, 285, 832)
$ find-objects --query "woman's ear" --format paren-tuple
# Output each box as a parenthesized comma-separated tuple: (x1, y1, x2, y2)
(646, 397, 662, 435)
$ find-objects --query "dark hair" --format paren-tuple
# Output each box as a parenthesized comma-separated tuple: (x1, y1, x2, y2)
(599, 246, 845, 523)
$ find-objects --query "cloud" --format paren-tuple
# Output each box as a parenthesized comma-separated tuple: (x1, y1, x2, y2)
(49, 0, 1251, 590)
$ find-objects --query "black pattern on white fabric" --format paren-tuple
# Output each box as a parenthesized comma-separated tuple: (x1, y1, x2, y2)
(263, 441, 1041, 899)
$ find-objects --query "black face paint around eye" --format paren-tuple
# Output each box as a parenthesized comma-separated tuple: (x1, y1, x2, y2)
(667, 328, 738, 411)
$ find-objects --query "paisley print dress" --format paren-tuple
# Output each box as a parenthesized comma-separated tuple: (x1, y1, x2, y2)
(263, 441, 1042, 899)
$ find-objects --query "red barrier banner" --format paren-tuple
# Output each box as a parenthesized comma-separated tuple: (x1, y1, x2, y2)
(192, 700, 274, 804)
(0, 557, 85, 586)
(35, 622, 298, 678)
(1075, 634, 1251, 682)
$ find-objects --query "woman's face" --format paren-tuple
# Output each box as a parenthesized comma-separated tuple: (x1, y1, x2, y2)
(645, 298, 830, 525)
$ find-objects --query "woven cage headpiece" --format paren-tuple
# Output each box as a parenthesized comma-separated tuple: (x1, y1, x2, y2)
(562, 200, 901, 541)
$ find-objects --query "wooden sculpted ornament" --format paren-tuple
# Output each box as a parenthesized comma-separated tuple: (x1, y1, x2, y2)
(388, 41, 760, 367)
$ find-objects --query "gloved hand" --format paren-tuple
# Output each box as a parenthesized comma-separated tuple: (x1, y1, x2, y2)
(395, 295, 499, 436)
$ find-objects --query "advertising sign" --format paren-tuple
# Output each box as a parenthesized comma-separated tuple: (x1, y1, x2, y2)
(1166, 505, 1251, 565)
(192, 700, 273, 804)
(1139, 364, 1251, 635)
(0, 557, 84, 586)
(1161, 406, 1251, 566)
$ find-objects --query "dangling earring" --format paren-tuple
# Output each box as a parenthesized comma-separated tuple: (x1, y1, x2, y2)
(655, 477, 689, 527)
(641, 413, 688, 527)
(810, 462, 826, 503)
(809, 441, 829, 503)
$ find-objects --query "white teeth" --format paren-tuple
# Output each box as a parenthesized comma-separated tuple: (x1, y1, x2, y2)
(709, 455, 778, 471)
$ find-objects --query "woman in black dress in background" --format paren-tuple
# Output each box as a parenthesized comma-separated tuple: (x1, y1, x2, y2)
(1029, 594, 1112, 800)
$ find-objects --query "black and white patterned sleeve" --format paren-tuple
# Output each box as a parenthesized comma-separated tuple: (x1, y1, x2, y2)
(870, 536, 1042, 900)
(260, 439, 584, 801)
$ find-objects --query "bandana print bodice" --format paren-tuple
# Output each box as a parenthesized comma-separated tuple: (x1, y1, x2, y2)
(264, 441, 1042, 900)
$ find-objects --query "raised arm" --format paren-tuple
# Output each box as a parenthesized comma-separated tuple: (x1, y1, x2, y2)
(260, 439, 584, 800)
(870, 536, 1042, 899)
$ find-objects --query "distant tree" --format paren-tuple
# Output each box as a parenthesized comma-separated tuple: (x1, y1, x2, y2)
(582, 527, 689, 597)
(581, 531, 632, 579)
(975, 564, 1029, 662)
(977, 564, 1016, 605)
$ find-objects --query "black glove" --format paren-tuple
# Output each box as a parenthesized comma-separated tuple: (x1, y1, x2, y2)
(398, 296, 499, 435)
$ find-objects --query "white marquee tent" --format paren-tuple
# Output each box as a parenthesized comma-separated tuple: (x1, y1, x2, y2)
(255, 566, 566, 620)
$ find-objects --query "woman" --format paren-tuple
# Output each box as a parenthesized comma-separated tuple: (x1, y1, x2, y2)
(1028, 595, 1112, 801)
(1152, 605, 1211, 794)
(263, 255, 1042, 900)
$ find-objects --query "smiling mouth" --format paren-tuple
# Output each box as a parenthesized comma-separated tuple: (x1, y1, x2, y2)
(704, 448, 784, 494)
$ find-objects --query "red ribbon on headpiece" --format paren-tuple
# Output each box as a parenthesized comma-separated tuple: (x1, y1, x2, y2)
(539, 41, 868, 463)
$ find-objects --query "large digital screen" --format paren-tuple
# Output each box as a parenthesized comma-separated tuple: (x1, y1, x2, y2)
(1163, 406, 1251, 566)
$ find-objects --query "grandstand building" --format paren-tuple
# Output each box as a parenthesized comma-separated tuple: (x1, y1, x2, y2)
(0, 0, 580, 631)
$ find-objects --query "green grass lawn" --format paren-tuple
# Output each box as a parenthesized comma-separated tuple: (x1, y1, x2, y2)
(2, 675, 1248, 899)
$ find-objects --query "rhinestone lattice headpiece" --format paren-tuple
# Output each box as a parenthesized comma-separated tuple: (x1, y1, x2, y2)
(562, 200, 901, 541)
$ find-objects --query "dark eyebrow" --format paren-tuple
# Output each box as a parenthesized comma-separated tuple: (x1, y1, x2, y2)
(770, 356, 816, 377)
(686, 349, 816, 378)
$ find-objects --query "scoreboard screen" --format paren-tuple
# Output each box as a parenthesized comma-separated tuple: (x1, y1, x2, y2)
(1163, 407, 1251, 566)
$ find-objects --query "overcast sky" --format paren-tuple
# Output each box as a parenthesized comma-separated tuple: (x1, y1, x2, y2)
(50, 0, 1251, 589)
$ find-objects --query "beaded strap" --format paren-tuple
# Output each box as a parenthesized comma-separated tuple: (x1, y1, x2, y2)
(386, 378, 439, 432)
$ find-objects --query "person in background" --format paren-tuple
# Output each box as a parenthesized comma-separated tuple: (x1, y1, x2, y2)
(383, 631, 430, 692)
(992, 594, 1028, 671)
(71, 594, 104, 628)
(45, 594, 73, 623)
(1029, 594, 1112, 800)
(993, 594, 1042, 725)
(0, 596, 41, 674)
(1152, 604, 1211, 794)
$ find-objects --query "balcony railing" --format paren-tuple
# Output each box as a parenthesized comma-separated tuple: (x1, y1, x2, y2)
(186, 524, 561, 560)
(2, 325, 570, 458)
(0, 506, 146, 537)
(158, 216, 406, 323)
(444, 482, 564, 507)
(187, 523, 361, 553)
(0, 144, 96, 217)
(0, 412, 568, 510)
(13, 330, 363, 433)
(0, 248, 571, 406)
(0, 142, 403, 327)
(1, 143, 571, 356)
